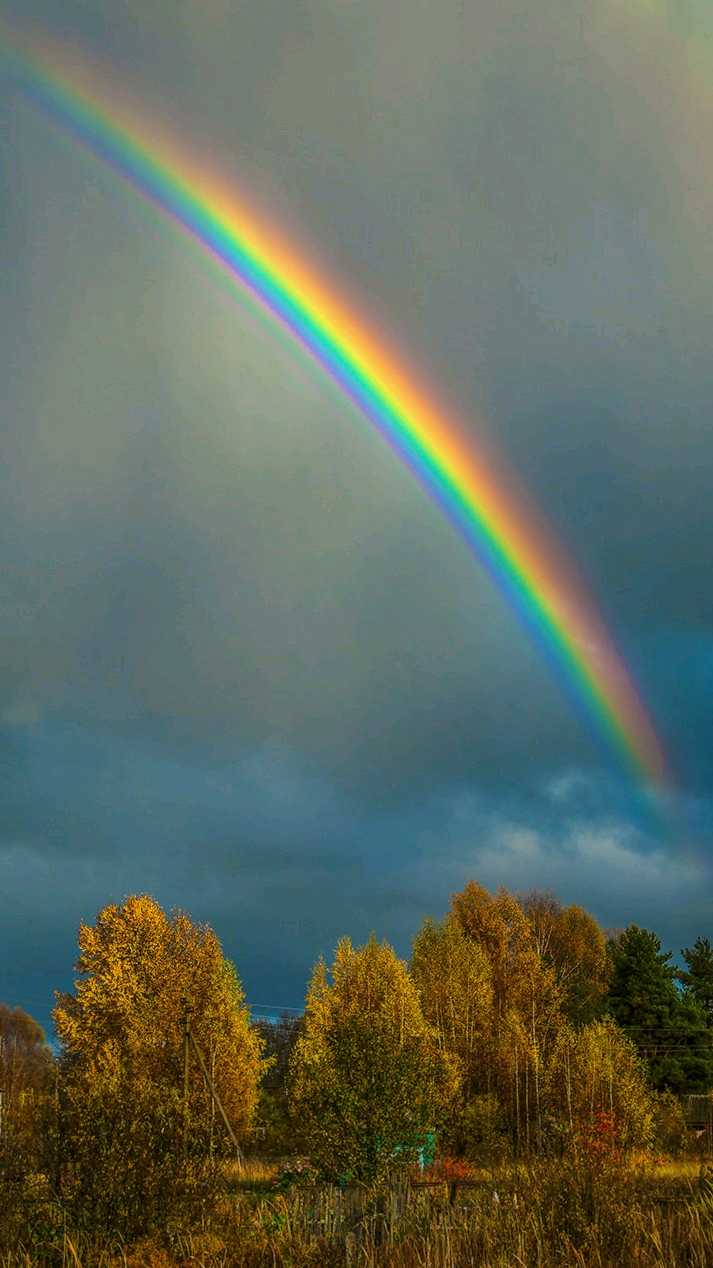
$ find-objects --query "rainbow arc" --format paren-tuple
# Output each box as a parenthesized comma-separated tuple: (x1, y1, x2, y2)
(0, 30, 670, 792)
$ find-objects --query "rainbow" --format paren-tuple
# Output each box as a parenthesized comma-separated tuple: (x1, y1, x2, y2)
(1, 29, 670, 791)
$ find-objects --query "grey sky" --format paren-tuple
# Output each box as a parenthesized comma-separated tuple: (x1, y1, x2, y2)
(1, 0, 712, 1032)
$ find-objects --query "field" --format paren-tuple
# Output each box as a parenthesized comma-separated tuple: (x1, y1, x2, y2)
(3, 1154, 712, 1267)
(4, 899, 713, 1265)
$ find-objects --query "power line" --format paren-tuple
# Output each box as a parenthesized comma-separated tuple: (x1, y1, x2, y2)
(611, 1019, 710, 1029)
(248, 1003, 303, 1015)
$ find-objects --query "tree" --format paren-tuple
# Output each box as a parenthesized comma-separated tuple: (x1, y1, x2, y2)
(0, 1004, 53, 1110)
(411, 915, 494, 1153)
(678, 937, 713, 1028)
(545, 1017, 654, 1152)
(448, 881, 565, 1153)
(289, 936, 458, 1184)
(411, 915, 493, 1099)
(450, 882, 536, 1021)
(0, 1006, 55, 1249)
(53, 895, 268, 1237)
(606, 925, 713, 1094)
(254, 1013, 304, 1155)
(519, 890, 610, 1024)
(54, 894, 267, 1145)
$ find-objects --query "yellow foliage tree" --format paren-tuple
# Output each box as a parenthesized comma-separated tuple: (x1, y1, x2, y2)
(448, 881, 566, 1154)
(0, 1004, 53, 1110)
(520, 890, 610, 1024)
(289, 936, 458, 1183)
(544, 1017, 654, 1151)
(451, 882, 541, 1020)
(411, 914, 493, 1100)
(0, 1005, 54, 1200)
(54, 895, 267, 1148)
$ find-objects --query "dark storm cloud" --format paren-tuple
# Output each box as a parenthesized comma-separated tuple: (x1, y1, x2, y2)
(0, 104, 586, 796)
(2, 0, 713, 1027)
(2, 719, 711, 1039)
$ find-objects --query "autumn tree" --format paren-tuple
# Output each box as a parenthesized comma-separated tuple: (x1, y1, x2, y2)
(53, 895, 268, 1236)
(0, 1004, 53, 1111)
(0, 1004, 55, 1234)
(55, 895, 266, 1144)
(411, 914, 496, 1153)
(448, 881, 564, 1153)
(545, 1017, 654, 1152)
(451, 882, 536, 1021)
(411, 914, 493, 1100)
(519, 890, 610, 1024)
(289, 936, 457, 1184)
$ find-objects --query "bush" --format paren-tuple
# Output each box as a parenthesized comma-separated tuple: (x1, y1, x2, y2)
(459, 1093, 511, 1165)
(57, 1076, 222, 1241)
(651, 1090, 689, 1158)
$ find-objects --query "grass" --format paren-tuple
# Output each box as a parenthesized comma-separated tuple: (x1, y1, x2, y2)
(2, 1155, 712, 1266)
(223, 1158, 276, 1194)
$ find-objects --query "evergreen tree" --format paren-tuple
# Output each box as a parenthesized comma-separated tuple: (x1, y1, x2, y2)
(606, 925, 713, 1094)
(678, 937, 713, 1028)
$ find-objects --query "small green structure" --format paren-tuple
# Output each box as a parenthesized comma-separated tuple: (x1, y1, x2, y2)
(337, 1129, 437, 1185)
(389, 1128, 436, 1171)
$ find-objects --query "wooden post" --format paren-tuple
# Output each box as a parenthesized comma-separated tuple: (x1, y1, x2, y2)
(189, 1028, 243, 1165)
(182, 999, 193, 1156)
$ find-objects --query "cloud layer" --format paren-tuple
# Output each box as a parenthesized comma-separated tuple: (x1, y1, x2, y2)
(1, 0, 712, 1030)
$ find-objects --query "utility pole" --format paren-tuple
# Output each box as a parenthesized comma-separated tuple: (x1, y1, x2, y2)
(182, 998, 193, 1156)
(188, 1028, 243, 1165)
(180, 999, 243, 1166)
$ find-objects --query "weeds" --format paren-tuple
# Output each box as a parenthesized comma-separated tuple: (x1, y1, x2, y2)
(1, 1154, 712, 1267)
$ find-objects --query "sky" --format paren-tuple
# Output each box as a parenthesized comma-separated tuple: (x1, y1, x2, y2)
(1, 0, 713, 1035)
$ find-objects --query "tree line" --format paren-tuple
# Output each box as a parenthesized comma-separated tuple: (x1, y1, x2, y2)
(1, 884, 712, 1239)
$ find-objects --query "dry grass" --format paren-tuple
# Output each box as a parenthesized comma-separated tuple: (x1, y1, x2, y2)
(642, 1157, 704, 1181)
(223, 1158, 277, 1187)
(2, 1155, 712, 1267)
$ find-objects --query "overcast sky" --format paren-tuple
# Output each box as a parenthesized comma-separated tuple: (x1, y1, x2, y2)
(1, 0, 712, 1034)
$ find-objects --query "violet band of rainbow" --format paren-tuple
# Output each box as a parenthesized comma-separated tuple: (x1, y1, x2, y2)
(1, 32, 671, 791)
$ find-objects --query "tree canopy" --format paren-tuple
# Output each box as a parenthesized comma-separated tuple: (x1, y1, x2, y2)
(54, 894, 267, 1146)
(678, 936, 713, 1028)
(605, 925, 713, 1094)
(519, 890, 610, 1024)
(289, 935, 458, 1183)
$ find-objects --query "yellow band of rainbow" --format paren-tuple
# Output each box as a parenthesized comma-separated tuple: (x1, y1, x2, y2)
(1, 30, 671, 792)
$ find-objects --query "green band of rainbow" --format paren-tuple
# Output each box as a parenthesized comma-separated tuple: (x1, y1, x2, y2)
(0, 30, 670, 790)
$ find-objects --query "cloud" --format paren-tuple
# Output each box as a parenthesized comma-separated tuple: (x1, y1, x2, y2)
(1, 0, 713, 1028)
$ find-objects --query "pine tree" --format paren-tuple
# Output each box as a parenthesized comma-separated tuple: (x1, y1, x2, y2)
(606, 925, 713, 1094)
(678, 936, 713, 1028)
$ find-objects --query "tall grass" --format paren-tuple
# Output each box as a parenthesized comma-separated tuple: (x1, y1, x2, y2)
(2, 1157, 712, 1267)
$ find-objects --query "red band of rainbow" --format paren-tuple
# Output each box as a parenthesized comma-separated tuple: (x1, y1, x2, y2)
(1, 30, 671, 792)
